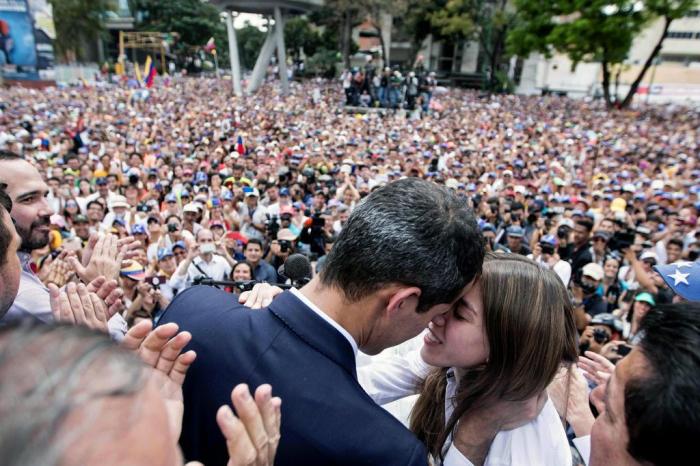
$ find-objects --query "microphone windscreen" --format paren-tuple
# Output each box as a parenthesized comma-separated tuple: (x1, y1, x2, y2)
(283, 253, 312, 283)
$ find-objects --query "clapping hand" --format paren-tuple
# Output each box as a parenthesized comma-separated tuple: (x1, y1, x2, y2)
(123, 321, 281, 466)
(49, 281, 110, 332)
(69, 233, 141, 283)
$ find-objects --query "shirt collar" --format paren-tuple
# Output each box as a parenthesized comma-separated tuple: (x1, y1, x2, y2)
(290, 287, 358, 356)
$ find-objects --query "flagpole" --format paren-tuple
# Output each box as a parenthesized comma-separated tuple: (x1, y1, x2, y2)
(214, 51, 220, 80)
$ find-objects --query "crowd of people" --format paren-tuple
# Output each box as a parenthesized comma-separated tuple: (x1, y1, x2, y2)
(341, 59, 438, 112)
(0, 75, 698, 466)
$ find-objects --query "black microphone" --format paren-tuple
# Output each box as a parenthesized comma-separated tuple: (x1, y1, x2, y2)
(278, 253, 312, 288)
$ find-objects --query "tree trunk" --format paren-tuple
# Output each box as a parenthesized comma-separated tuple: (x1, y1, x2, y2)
(375, 22, 387, 69)
(602, 58, 613, 109)
(342, 10, 352, 69)
(620, 16, 672, 108)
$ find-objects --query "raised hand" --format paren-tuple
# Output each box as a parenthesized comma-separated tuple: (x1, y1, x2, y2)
(122, 321, 197, 436)
(49, 281, 109, 332)
(86, 276, 124, 320)
(579, 350, 615, 386)
(68, 234, 123, 283)
(217, 384, 282, 466)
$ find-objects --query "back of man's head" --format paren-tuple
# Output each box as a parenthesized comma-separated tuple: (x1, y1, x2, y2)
(320, 178, 484, 311)
(625, 302, 700, 465)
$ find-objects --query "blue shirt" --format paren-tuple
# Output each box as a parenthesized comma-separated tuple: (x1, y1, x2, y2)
(253, 260, 278, 283)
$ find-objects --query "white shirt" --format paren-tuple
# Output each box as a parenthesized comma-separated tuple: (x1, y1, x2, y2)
(358, 350, 572, 466)
(528, 254, 572, 287)
(169, 254, 232, 291)
(2, 253, 128, 341)
(290, 287, 357, 355)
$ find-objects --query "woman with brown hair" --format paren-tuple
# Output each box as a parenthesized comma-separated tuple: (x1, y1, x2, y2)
(359, 253, 579, 465)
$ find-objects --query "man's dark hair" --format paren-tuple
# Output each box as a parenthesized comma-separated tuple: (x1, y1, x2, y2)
(320, 178, 484, 312)
(576, 218, 594, 232)
(245, 238, 264, 251)
(86, 200, 106, 213)
(0, 150, 21, 161)
(0, 184, 13, 267)
(667, 238, 684, 250)
(624, 302, 700, 465)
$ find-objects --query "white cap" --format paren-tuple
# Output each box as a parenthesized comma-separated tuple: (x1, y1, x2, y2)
(109, 195, 129, 210)
(183, 203, 199, 213)
(640, 251, 658, 262)
(582, 263, 604, 281)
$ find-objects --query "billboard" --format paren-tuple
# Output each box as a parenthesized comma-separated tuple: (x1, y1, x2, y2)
(0, 0, 55, 81)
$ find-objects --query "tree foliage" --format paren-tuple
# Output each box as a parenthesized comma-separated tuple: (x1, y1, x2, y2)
(508, 0, 697, 108)
(128, 0, 228, 64)
(49, 0, 111, 62)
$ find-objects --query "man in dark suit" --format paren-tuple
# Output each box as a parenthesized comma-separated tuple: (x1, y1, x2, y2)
(159, 179, 486, 465)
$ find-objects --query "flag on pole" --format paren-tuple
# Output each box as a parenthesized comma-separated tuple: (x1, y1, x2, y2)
(236, 135, 246, 156)
(204, 37, 216, 54)
(144, 56, 157, 88)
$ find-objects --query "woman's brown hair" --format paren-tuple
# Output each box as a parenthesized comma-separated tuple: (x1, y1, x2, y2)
(409, 253, 578, 459)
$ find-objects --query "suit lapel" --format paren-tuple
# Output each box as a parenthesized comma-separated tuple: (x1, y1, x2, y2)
(268, 291, 357, 379)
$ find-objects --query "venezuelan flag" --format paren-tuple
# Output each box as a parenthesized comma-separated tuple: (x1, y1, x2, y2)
(144, 56, 157, 88)
(236, 135, 246, 156)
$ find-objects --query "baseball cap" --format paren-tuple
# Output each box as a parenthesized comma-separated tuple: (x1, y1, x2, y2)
(640, 251, 658, 263)
(540, 235, 558, 246)
(183, 203, 199, 213)
(165, 193, 177, 203)
(582, 263, 604, 281)
(172, 240, 187, 251)
(95, 177, 108, 186)
(244, 187, 259, 198)
(279, 187, 290, 197)
(120, 261, 146, 281)
(592, 230, 611, 241)
(131, 224, 147, 235)
(109, 195, 129, 210)
(507, 226, 525, 238)
(590, 313, 623, 333)
(634, 292, 656, 306)
(157, 248, 174, 261)
(73, 214, 89, 224)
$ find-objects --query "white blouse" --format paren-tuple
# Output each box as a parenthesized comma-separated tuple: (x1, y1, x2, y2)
(358, 349, 572, 466)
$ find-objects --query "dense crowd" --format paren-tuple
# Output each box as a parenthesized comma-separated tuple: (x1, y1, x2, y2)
(0, 76, 698, 466)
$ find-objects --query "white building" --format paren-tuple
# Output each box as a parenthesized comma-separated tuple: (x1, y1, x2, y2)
(516, 6, 700, 103)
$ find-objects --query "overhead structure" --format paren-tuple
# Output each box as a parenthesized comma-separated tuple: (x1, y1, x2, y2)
(118, 31, 175, 75)
(210, 0, 323, 96)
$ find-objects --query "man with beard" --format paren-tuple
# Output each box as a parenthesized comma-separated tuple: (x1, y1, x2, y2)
(0, 152, 127, 338)
(0, 185, 20, 318)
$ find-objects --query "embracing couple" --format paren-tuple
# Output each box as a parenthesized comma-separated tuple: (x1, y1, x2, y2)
(160, 178, 577, 466)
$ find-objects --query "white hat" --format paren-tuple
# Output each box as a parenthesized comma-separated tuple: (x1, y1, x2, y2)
(640, 251, 658, 262)
(244, 188, 260, 198)
(582, 263, 604, 281)
(109, 195, 129, 210)
(183, 203, 199, 213)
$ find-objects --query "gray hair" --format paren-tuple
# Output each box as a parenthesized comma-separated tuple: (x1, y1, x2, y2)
(0, 322, 146, 466)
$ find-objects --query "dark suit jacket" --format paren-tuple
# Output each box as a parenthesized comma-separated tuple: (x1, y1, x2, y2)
(158, 286, 428, 466)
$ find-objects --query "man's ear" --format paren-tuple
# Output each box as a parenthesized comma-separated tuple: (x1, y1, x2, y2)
(386, 287, 422, 317)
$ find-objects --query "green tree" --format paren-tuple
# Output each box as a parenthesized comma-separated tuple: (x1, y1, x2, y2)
(284, 16, 322, 60)
(237, 22, 266, 70)
(49, 0, 111, 62)
(129, 0, 227, 62)
(403, 0, 518, 91)
(508, 0, 697, 108)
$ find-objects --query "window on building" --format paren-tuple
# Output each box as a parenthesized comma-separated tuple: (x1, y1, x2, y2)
(685, 9, 700, 18)
(666, 31, 695, 39)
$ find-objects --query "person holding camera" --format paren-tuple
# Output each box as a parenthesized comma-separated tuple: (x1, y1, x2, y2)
(578, 312, 624, 355)
(572, 262, 608, 330)
(169, 229, 232, 291)
(265, 229, 297, 283)
(529, 235, 572, 286)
